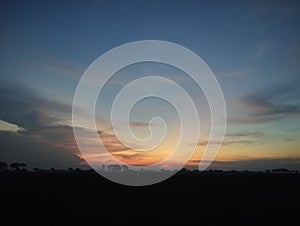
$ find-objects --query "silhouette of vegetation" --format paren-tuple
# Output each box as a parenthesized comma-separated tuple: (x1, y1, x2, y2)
(0, 161, 8, 172)
(0, 161, 298, 175)
(122, 164, 129, 171)
(9, 162, 27, 171)
(107, 164, 122, 172)
(33, 167, 40, 172)
(0, 161, 299, 225)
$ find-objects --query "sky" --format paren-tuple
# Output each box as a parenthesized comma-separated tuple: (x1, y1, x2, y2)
(0, 0, 300, 170)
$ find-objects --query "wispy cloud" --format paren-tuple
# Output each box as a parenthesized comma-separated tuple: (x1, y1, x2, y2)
(35, 58, 86, 79)
(245, 88, 299, 115)
(230, 85, 300, 124)
(217, 68, 251, 78)
(198, 139, 255, 147)
(129, 121, 159, 128)
(105, 74, 189, 87)
(197, 131, 264, 146)
(226, 131, 264, 138)
(99, 132, 130, 153)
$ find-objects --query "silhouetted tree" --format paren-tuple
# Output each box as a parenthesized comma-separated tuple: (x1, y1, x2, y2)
(122, 165, 128, 171)
(180, 168, 188, 173)
(75, 168, 83, 173)
(107, 164, 122, 172)
(10, 162, 27, 171)
(0, 161, 8, 172)
(272, 168, 290, 173)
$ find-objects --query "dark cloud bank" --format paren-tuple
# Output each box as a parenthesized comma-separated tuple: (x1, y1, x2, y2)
(0, 83, 84, 169)
(1, 83, 299, 170)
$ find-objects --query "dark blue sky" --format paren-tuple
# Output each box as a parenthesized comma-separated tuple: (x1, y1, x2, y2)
(0, 0, 300, 170)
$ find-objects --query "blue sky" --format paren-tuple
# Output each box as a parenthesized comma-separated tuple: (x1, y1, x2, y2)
(0, 0, 300, 170)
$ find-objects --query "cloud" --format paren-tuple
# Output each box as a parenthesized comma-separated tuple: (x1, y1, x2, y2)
(99, 132, 130, 153)
(35, 58, 86, 79)
(226, 132, 264, 138)
(112, 152, 142, 160)
(197, 131, 264, 147)
(0, 83, 71, 130)
(129, 122, 159, 128)
(188, 157, 300, 171)
(230, 85, 300, 124)
(98, 130, 148, 153)
(197, 139, 254, 146)
(245, 88, 299, 115)
(217, 68, 251, 78)
(105, 73, 189, 87)
(211, 157, 300, 171)
(0, 83, 85, 168)
(0, 119, 25, 133)
(0, 131, 83, 169)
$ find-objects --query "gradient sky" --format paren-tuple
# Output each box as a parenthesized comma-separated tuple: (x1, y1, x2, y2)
(1, 0, 300, 170)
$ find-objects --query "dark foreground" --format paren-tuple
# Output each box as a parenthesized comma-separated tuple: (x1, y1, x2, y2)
(1, 170, 299, 226)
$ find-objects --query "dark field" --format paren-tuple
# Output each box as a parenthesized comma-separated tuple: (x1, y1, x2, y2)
(1, 171, 299, 226)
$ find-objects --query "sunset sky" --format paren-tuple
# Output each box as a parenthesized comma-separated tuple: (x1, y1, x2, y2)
(1, 0, 300, 170)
